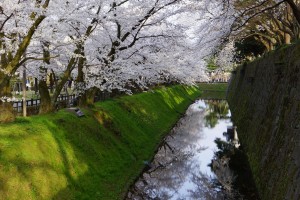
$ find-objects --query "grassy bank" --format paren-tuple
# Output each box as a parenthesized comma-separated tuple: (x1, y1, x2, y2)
(197, 83, 228, 99)
(0, 84, 227, 199)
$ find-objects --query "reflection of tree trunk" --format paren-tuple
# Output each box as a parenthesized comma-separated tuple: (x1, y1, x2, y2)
(38, 79, 54, 114)
(162, 140, 175, 154)
(0, 74, 15, 123)
(211, 157, 234, 192)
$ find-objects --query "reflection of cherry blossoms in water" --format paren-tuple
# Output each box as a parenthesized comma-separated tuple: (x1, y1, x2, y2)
(127, 100, 240, 200)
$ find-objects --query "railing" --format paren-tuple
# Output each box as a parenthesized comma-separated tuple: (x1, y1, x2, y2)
(13, 94, 76, 116)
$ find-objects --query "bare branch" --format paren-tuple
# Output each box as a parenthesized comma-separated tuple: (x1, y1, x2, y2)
(0, 13, 13, 32)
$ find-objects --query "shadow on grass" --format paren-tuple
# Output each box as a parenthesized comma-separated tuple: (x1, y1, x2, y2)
(51, 86, 204, 200)
(50, 85, 224, 199)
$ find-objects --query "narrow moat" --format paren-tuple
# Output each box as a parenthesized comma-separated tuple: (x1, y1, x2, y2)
(127, 100, 259, 200)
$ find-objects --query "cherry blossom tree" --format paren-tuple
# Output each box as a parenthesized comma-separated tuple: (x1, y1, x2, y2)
(0, 0, 237, 121)
(0, 0, 51, 122)
(28, 0, 104, 113)
(81, 0, 234, 102)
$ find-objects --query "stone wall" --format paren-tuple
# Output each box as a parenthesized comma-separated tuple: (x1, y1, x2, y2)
(227, 43, 300, 200)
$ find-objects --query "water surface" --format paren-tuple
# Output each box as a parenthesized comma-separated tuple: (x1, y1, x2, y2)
(127, 100, 236, 199)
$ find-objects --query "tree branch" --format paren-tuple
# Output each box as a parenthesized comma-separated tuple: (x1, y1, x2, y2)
(17, 55, 59, 68)
(232, 0, 285, 31)
(0, 13, 13, 32)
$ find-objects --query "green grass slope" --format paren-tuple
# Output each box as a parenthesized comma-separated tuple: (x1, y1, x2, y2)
(0, 84, 226, 200)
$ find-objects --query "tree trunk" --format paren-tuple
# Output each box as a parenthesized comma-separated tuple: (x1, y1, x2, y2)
(49, 72, 54, 94)
(0, 74, 15, 123)
(39, 77, 72, 114)
(38, 79, 54, 114)
(76, 55, 88, 107)
(285, 0, 300, 25)
(78, 87, 98, 107)
(284, 33, 291, 44)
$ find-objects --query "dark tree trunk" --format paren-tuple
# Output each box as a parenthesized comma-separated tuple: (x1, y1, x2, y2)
(38, 79, 54, 114)
(34, 78, 38, 94)
(0, 74, 15, 123)
(78, 87, 98, 107)
(49, 72, 54, 94)
(285, 0, 300, 25)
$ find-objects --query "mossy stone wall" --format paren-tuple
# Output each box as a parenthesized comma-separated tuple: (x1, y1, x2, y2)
(227, 44, 300, 200)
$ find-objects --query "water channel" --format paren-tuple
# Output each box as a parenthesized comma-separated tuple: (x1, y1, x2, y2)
(126, 100, 259, 200)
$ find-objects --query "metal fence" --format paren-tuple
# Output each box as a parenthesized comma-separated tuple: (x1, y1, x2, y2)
(13, 94, 76, 116)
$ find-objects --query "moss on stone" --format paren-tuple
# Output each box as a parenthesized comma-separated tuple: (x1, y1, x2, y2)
(227, 43, 300, 200)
